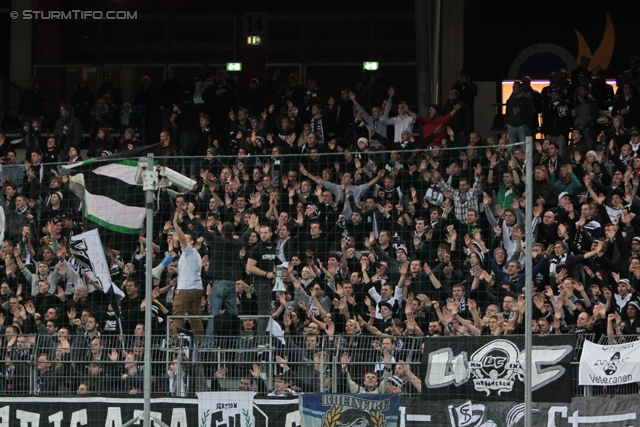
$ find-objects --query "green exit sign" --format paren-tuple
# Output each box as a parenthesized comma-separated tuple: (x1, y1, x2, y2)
(363, 62, 379, 71)
(226, 63, 242, 71)
(247, 36, 262, 45)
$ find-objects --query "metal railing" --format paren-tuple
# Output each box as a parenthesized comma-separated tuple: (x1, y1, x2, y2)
(7, 330, 638, 398)
(0, 332, 424, 397)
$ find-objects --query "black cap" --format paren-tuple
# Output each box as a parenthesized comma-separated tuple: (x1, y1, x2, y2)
(60, 212, 73, 220)
(379, 301, 393, 311)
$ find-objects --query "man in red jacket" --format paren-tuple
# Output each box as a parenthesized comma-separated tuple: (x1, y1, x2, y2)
(410, 103, 461, 146)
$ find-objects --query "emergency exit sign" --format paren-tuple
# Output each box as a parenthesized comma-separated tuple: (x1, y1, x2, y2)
(363, 62, 379, 70)
(226, 63, 242, 71)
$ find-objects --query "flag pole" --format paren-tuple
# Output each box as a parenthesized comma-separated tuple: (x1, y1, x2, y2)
(143, 153, 155, 426)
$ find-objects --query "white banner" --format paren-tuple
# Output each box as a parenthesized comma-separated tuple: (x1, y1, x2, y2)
(198, 391, 256, 427)
(579, 340, 640, 385)
(69, 229, 125, 298)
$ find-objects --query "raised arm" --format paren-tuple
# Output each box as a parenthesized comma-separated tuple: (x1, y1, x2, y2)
(366, 169, 386, 188)
(172, 210, 188, 250)
(299, 164, 323, 185)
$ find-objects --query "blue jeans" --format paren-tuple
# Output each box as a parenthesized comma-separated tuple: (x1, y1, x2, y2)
(581, 127, 595, 150)
(205, 280, 238, 337)
(507, 124, 529, 144)
(189, 158, 202, 179)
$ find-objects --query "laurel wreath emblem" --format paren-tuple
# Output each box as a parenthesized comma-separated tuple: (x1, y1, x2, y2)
(371, 410, 386, 427)
(322, 405, 342, 427)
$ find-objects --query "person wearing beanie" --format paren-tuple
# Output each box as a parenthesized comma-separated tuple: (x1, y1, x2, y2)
(629, 238, 640, 263)
(119, 127, 141, 152)
(387, 375, 404, 394)
(87, 127, 115, 158)
(622, 300, 640, 334)
(613, 278, 637, 315)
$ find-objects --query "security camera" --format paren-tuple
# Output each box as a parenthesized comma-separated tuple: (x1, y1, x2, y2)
(159, 167, 197, 191)
(134, 157, 150, 185)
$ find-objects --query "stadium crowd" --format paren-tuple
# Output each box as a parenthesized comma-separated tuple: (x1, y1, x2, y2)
(0, 54, 640, 396)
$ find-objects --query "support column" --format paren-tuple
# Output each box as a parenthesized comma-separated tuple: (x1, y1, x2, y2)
(440, 0, 464, 106)
(414, 0, 431, 116)
(10, 0, 33, 87)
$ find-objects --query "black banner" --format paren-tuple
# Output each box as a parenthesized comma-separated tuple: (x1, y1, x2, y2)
(401, 396, 640, 427)
(0, 394, 637, 427)
(254, 398, 300, 427)
(0, 396, 198, 427)
(421, 335, 575, 402)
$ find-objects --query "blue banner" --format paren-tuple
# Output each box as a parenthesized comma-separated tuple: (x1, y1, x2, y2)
(300, 393, 400, 427)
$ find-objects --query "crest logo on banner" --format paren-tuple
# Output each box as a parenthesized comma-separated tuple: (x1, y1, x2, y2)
(447, 401, 497, 427)
(468, 340, 524, 396)
(300, 394, 400, 427)
(322, 404, 386, 427)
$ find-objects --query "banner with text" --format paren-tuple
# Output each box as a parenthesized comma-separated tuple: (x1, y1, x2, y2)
(0, 396, 196, 427)
(579, 339, 640, 386)
(198, 391, 256, 427)
(300, 393, 400, 427)
(0, 395, 638, 427)
(422, 335, 575, 402)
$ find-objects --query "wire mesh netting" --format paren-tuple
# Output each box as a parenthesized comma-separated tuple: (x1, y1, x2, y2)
(1, 137, 638, 404)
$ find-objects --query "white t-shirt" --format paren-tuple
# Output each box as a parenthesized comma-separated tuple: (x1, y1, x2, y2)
(177, 244, 203, 290)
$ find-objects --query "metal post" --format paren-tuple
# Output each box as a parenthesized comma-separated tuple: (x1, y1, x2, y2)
(524, 137, 533, 427)
(431, 0, 441, 105)
(319, 336, 325, 392)
(143, 153, 155, 427)
(414, 0, 431, 115)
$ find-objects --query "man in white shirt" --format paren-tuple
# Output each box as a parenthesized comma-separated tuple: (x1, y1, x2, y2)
(382, 97, 415, 142)
(171, 210, 204, 343)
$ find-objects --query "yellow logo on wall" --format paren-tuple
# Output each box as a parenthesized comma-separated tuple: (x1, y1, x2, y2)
(575, 13, 615, 70)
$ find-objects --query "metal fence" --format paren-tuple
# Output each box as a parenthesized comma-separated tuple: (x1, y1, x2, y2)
(5, 328, 639, 398)
(1, 332, 424, 397)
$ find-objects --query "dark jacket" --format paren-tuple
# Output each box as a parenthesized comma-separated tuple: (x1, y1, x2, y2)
(53, 115, 83, 150)
(505, 94, 535, 128)
(532, 178, 560, 210)
(187, 127, 215, 156)
(542, 99, 571, 137)
(18, 85, 48, 117)
(159, 78, 184, 109)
